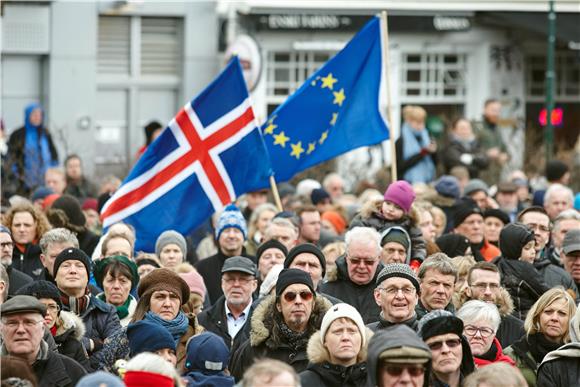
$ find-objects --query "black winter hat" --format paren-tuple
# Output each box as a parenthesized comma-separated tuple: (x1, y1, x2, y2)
(435, 234, 470, 258)
(16, 280, 63, 309)
(54, 247, 92, 278)
(452, 199, 483, 227)
(276, 268, 315, 297)
(545, 160, 569, 182)
(256, 239, 288, 262)
(483, 208, 510, 225)
(51, 195, 86, 228)
(499, 223, 535, 260)
(284, 243, 327, 278)
(311, 188, 331, 205)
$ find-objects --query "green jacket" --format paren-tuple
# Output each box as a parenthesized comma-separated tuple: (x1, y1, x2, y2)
(504, 343, 538, 387)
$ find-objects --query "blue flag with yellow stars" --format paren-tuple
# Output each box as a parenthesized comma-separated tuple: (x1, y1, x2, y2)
(262, 16, 389, 182)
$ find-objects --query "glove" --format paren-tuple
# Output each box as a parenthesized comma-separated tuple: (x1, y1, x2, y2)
(459, 153, 474, 165)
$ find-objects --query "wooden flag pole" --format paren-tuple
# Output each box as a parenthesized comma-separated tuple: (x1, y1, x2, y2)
(380, 11, 397, 182)
(269, 175, 284, 212)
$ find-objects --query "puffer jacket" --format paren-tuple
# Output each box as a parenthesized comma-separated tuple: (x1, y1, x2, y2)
(229, 294, 332, 381)
(319, 255, 383, 324)
(349, 199, 426, 262)
(299, 329, 373, 387)
(54, 311, 90, 371)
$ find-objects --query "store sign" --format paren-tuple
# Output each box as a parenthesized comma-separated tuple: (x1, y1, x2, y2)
(257, 14, 357, 30)
(433, 16, 471, 31)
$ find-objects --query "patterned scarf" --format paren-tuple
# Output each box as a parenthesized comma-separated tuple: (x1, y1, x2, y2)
(60, 289, 91, 316)
(144, 310, 189, 344)
(276, 316, 311, 352)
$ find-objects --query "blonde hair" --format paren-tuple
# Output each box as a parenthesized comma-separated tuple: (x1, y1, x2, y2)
(450, 255, 476, 281)
(463, 362, 527, 387)
(322, 241, 346, 260)
(402, 105, 427, 122)
(175, 262, 195, 273)
(524, 287, 577, 341)
(242, 359, 300, 387)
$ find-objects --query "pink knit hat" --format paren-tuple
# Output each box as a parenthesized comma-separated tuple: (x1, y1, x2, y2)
(179, 270, 207, 299)
(383, 180, 416, 213)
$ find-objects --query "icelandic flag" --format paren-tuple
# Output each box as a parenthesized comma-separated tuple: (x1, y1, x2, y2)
(262, 16, 389, 182)
(101, 57, 272, 252)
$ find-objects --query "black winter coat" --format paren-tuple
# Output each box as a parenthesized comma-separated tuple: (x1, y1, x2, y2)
(534, 257, 579, 302)
(30, 341, 86, 387)
(300, 362, 367, 387)
(6, 265, 33, 295)
(11, 243, 44, 280)
(319, 255, 383, 324)
(54, 311, 91, 371)
(441, 136, 489, 178)
(537, 343, 580, 387)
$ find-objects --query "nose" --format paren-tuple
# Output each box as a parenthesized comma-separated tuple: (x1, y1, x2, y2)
(398, 368, 412, 382)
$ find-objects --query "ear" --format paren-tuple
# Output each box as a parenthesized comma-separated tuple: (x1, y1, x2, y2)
(373, 288, 382, 307)
(465, 286, 472, 298)
(251, 279, 258, 293)
(276, 300, 281, 313)
(39, 254, 47, 267)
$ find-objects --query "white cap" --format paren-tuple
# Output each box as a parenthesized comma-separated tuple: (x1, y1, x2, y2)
(320, 303, 366, 347)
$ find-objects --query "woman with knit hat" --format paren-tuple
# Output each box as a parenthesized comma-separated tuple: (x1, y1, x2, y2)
(94, 255, 140, 326)
(94, 268, 203, 373)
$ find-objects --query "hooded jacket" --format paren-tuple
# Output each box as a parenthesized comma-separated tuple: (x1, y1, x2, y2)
(299, 328, 373, 387)
(349, 199, 426, 262)
(455, 287, 525, 348)
(366, 325, 432, 387)
(319, 255, 383, 324)
(55, 311, 91, 370)
(229, 293, 332, 381)
(380, 226, 413, 265)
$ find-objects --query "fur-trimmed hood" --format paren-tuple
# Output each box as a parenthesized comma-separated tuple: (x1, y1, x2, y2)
(56, 311, 86, 340)
(306, 328, 374, 364)
(455, 286, 514, 317)
(249, 294, 332, 348)
(359, 198, 384, 219)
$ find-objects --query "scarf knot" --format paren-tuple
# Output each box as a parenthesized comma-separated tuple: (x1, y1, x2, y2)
(144, 311, 189, 344)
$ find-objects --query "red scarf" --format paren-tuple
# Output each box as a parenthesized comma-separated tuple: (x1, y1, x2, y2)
(473, 337, 516, 367)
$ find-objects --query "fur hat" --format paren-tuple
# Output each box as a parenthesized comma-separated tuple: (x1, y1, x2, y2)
(215, 204, 247, 240)
(320, 303, 367, 347)
(155, 230, 187, 258)
(137, 268, 190, 304)
(383, 180, 415, 213)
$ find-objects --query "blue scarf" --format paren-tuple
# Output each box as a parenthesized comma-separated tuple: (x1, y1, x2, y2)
(23, 103, 56, 189)
(144, 310, 189, 344)
(401, 123, 435, 183)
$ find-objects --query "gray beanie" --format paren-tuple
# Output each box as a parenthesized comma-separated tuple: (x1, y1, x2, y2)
(376, 263, 420, 293)
(155, 230, 187, 257)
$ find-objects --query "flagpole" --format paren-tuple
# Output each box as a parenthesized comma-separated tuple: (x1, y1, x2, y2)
(380, 11, 397, 182)
(269, 175, 283, 212)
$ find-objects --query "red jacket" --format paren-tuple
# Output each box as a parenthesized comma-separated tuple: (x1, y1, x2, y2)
(473, 337, 516, 368)
(480, 239, 501, 262)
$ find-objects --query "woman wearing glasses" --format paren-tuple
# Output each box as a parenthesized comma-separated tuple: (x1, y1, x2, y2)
(504, 288, 577, 387)
(418, 310, 475, 387)
(456, 300, 515, 367)
(16, 280, 91, 370)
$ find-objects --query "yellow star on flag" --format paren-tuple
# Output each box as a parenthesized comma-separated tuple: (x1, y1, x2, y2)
(319, 130, 329, 145)
(320, 73, 338, 90)
(290, 141, 305, 159)
(307, 142, 316, 154)
(273, 131, 290, 148)
(263, 122, 277, 135)
(330, 112, 338, 126)
(333, 88, 346, 106)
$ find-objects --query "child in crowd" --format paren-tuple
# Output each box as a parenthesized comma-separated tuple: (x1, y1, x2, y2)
(182, 332, 234, 387)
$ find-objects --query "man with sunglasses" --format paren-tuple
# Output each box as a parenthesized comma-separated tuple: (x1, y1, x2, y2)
(0, 295, 86, 385)
(367, 324, 432, 387)
(230, 268, 331, 381)
(320, 227, 383, 323)
(418, 310, 475, 387)
(0, 225, 32, 296)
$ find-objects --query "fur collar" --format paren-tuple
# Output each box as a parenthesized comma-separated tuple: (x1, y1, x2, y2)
(359, 199, 384, 219)
(249, 294, 332, 347)
(455, 287, 514, 317)
(56, 310, 86, 340)
(306, 328, 373, 364)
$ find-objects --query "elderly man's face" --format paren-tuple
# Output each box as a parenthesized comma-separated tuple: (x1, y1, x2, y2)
(374, 277, 418, 323)
(44, 170, 66, 195)
(454, 214, 484, 244)
(40, 242, 75, 276)
(420, 269, 455, 311)
(0, 232, 14, 266)
(379, 362, 425, 387)
(289, 252, 323, 289)
(103, 237, 133, 259)
(276, 283, 314, 333)
(552, 219, 580, 250)
(520, 211, 550, 252)
(545, 190, 572, 220)
(264, 224, 298, 250)
(380, 242, 407, 265)
(563, 251, 580, 283)
(346, 240, 380, 286)
(1, 312, 45, 361)
(55, 260, 88, 296)
(11, 211, 36, 245)
(425, 333, 462, 376)
(221, 272, 256, 308)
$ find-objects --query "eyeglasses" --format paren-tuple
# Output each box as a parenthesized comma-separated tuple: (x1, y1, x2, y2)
(464, 325, 495, 338)
(470, 283, 500, 291)
(2, 319, 44, 330)
(427, 338, 462, 351)
(378, 286, 416, 296)
(525, 223, 551, 233)
(347, 256, 378, 266)
(382, 364, 425, 377)
(44, 304, 60, 313)
(0, 242, 13, 249)
(282, 290, 313, 302)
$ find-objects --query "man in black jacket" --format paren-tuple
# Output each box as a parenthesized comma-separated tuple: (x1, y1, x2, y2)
(0, 226, 32, 295)
(0, 295, 86, 386)
(197, 256, 257, 350)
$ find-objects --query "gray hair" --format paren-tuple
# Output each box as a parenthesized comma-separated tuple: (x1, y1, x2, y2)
(456, 300, 501, 332)
(544, 183, 574, 206)
(39, 228, 79, 254)
(242, 358, 301, 387)
(266, 217, 298, 236)
(418, 252, 457, 281)
(0, 264, 9, 302)
(554, 209, 580, 230)
(323, 172, 344, 190)
(345, 227, 381, 255)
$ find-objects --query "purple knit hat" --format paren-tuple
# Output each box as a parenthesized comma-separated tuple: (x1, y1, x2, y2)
(383, 180, 415, 213)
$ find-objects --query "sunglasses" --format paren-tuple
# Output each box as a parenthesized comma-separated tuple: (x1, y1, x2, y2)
(282, 290, 313, 302)
(382, 364, 425, 377)
(427, 338, 461, 351)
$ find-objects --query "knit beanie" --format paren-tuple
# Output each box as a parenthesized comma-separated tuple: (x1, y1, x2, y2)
(185, 332, 230, 373)
(256, 239, 288, 262)
(53, 247, 91, 278)
(320, 303, 367, 347)
(376, 263, 420, 293)
(435, 234, 470, 258)
(137, 268, 190, 304)
(383, 180, 415, 213)
(82, 198, 98, 212)
(483, 208, 510, 225)
(51, 195, 86, 227)
(127, 320, 176, 357)
(452, 199, 483, 227)
(321, 211, 347, 234)
(380, 228, 410, 251)
(77, 371, 125, 387)
(284, 243, 327, 278)
(179, 270, 207, 299)
(155, 230, 187, 258)
(215, 204, 247, 240)
(417, 310, 463, 341)
(546, 160, 569, 182)
(94, 255, 140, 291)
(16, 280, 63, 309)
(463, 179, 489, 197)
(499, 223, 535, 260)
(276, 268, 315, 297)
(434, 175, 460, 199)
(311, 188, 331, 205)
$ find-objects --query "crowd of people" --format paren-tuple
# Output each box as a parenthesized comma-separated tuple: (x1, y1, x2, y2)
(1, 101, 580, 387)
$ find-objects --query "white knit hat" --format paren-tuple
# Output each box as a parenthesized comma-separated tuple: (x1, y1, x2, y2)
(320, 303, 367, 347)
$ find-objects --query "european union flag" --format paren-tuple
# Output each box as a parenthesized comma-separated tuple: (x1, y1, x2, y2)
(263, 16, 389, 182)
